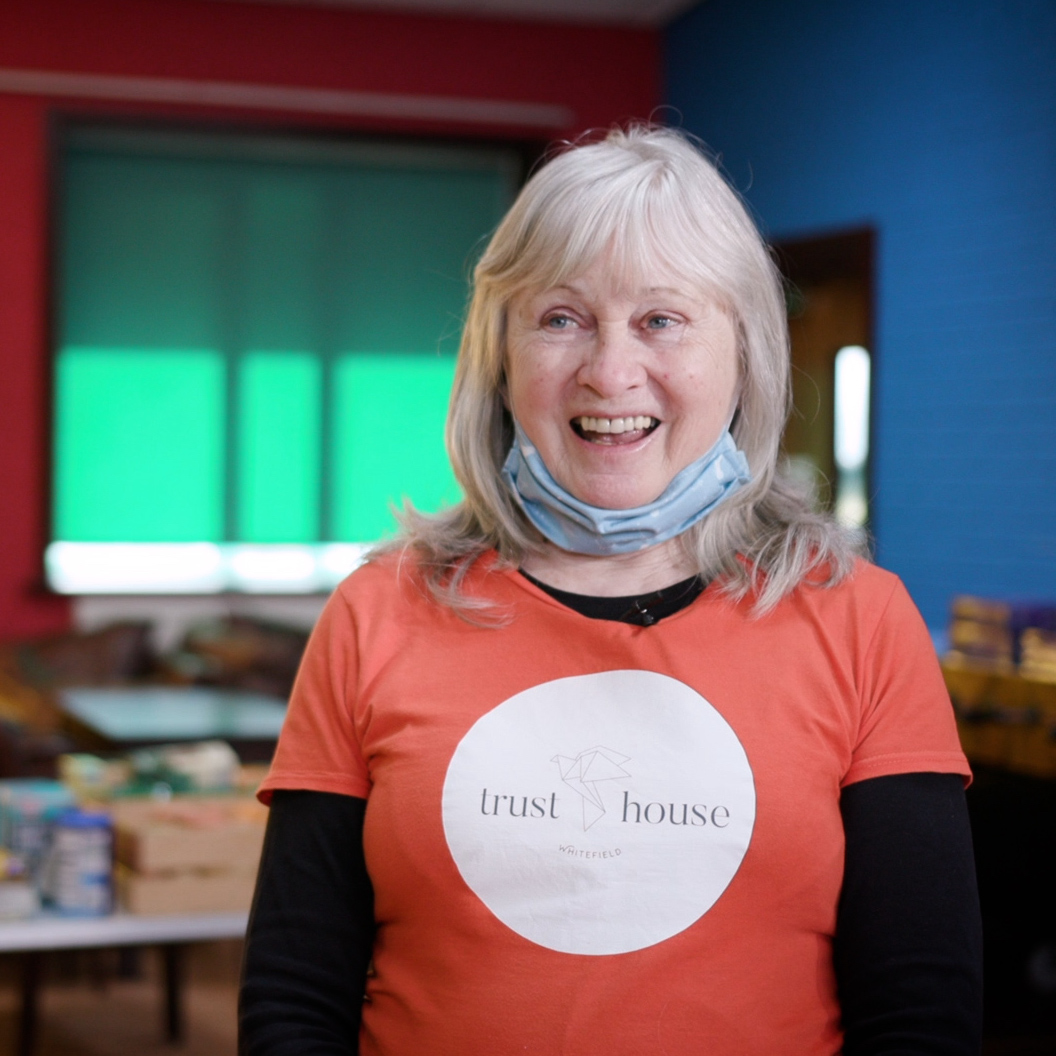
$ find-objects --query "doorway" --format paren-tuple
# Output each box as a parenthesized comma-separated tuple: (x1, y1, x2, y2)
(773, 228, 874, 528)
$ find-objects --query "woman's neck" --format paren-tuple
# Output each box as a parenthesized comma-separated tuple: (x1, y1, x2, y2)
(519, 538, 697, 597)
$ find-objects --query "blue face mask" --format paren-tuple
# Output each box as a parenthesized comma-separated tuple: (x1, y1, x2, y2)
(501, 422, 751, 556)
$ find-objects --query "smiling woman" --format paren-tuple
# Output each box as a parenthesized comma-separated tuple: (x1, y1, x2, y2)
(401, 125, 850, 606)
(241, 127, 982, 1056)
(504, 251, 741, 512)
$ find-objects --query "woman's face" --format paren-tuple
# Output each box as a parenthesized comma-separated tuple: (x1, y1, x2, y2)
(505, 248, 741, 510)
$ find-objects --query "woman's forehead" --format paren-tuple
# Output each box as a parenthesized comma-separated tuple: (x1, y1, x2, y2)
(514, 244, 720, 305)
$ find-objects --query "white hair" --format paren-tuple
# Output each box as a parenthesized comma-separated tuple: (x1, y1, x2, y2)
(384, 125, 865, 615)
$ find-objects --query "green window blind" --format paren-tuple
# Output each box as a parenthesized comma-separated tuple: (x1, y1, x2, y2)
(50, 128, 517, 592)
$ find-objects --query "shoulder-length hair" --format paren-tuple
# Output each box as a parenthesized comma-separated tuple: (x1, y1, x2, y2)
(386, 125, 865, 615)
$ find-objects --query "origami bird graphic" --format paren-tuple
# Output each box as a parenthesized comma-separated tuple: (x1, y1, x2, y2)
(552, 746, 631, 831)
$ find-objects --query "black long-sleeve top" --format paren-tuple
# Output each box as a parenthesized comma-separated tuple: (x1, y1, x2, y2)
(240, 576, 983, 1055)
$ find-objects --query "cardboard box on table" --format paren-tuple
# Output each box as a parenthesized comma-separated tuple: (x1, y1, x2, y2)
(111, 796, 266, 915)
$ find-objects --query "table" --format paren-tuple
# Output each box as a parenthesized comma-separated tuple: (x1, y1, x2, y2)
(0, 911, 248, 1056)
(57, 686, 287, 762)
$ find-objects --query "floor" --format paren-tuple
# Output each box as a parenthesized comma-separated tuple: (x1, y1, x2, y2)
(0, 941, 239, 1056)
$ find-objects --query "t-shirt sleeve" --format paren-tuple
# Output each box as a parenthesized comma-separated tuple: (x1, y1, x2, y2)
(842, 575, 970, 788)
(258, 586, 371, 804)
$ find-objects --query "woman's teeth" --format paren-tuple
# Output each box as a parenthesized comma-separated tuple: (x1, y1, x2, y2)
(576, 415, 655, 435)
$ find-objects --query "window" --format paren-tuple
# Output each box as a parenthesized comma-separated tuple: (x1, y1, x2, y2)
(833, 344, 871, 528)
(48, 126, 519, 593)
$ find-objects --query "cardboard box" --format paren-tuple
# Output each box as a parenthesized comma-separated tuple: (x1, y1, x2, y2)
(110, 795, 266, 914)
(112, 796, 266, 875)
(116, 864, 258, 915)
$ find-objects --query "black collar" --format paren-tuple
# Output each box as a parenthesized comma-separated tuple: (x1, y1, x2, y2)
(519, 570, 705, 627)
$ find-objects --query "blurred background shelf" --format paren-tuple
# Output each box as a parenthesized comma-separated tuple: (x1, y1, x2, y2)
(944, 659, 1056, 780)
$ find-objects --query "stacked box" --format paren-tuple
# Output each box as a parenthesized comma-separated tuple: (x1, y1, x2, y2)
(1020, 628, 1056, 683)
(112, 796, 266, 915)
(947, 597, 1016, 668)
(947, 596, 1056, 671)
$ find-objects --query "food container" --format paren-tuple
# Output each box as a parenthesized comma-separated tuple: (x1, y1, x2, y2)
(42, 808, 113, 916)
(0, 779, 77, 884)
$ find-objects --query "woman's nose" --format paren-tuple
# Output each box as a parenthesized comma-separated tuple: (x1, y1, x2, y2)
(575, 325, 647, 397)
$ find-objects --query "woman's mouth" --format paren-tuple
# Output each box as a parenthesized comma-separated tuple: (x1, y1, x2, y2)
(571, 416, 659, 444)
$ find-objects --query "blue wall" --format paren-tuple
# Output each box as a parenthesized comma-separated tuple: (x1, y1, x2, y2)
(665, 0, 1056, 628)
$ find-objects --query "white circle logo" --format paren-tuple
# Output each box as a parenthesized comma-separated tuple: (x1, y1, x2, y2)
(441, 670, 756, 955)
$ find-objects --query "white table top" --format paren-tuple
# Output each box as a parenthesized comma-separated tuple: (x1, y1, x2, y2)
(0, 910, 248, 952)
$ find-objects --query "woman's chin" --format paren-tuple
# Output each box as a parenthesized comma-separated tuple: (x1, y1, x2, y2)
(565, 480, 663, 511)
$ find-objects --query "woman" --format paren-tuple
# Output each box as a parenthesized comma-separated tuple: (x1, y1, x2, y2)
(240, 127, 982, 1055)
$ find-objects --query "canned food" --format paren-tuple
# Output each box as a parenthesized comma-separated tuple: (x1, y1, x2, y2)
(43, 808, 113, 916)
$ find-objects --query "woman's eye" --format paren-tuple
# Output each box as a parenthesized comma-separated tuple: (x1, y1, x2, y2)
(645, 314, 676, 330)
(544, 314, 575, 330)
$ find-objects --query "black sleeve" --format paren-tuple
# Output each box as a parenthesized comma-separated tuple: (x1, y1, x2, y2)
(836, 772, 984, 1055)
(239, 790, 374, 1056)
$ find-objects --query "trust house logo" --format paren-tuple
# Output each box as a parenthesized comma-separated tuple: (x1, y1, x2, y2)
(442, 670, 756, 956)
(552, 745, 631, 831)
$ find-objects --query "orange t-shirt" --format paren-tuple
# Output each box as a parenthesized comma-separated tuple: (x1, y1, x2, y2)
(260, 552, 969, 1056)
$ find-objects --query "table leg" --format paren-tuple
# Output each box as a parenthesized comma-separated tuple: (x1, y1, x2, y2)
(161, 943, 185, 1044)
(117, 946, 141, 980)
(18, 950, 42, 1056)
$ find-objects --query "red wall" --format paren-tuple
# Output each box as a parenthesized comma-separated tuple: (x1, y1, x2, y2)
(0, 0, 660, 639)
